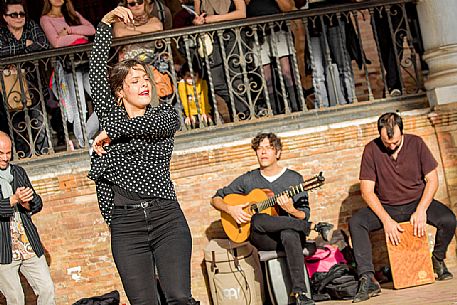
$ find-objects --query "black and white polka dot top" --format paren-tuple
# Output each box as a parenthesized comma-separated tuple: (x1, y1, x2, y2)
(87, 23, 179, 224)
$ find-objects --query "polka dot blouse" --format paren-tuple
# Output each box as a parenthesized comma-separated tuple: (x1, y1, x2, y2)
(88, 23, 180, 225)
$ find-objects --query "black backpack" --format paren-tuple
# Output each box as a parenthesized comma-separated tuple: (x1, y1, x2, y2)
(326, 275, 358, 300)
(310, 264, 358, 301)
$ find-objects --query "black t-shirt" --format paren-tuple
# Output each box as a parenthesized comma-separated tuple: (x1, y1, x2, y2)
(214, 168, 310, 218)
(246, 0, 281, 18)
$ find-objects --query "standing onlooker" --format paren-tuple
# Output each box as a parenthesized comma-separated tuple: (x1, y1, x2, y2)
(349, 112, 456, 303)
(372, 3, 426, 97)
(247, 0, 300, 114)
(306, 7, 359, 108)
(193, 0, 249, 121)
(40, 0, 95, 48)
(0, 0, 50, 158)
(40, 0, 95, 148)
(149, 0, 173, 30)
(0, 131, 56, 305)
(173, 0, 195, 29)
(113, 0, 162, 38)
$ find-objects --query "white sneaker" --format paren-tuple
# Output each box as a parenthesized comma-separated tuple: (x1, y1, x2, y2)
(389, 89, 401, 97)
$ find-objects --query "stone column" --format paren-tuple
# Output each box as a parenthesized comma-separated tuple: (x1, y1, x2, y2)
(417, 0, 457, 106)
(418, 1, 457, 246)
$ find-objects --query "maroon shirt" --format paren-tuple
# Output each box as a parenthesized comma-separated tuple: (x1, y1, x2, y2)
(359, 134, 438, 205)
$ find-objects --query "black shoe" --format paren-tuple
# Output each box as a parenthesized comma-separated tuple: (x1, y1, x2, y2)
(294, 291, 315, 305)
(314, 222, 334, 242)
(432, 256, 453, 281)
(353, 273, 381, 303)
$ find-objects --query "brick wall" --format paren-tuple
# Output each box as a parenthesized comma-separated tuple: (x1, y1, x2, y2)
(2, 105, 455, 305)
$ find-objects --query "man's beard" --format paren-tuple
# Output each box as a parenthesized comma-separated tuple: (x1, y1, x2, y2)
(386, 145, 400, 155)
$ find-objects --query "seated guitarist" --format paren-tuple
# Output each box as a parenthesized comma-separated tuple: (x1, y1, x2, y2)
(211, 132, 333, 305)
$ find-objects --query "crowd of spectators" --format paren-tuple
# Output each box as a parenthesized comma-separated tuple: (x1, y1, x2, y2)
(0, 0, 427, 157)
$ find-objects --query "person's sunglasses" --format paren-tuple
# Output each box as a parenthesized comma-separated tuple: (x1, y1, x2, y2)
(4, 12, 26, 18)
(127, 0, 144, 7)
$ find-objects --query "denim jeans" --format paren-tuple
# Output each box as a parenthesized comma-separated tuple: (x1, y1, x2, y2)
(0, 255, 55, 305)
(349, 199, 457, 276)
(110, 198, 193, 305)
(309, 24, 355, 107)
(250, 213, 310, 294)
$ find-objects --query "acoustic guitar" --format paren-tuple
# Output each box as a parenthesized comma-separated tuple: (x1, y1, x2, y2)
(221, 172, 325, 243)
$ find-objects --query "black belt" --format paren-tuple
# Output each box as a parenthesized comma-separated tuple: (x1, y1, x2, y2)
(115, 200, 158, 210)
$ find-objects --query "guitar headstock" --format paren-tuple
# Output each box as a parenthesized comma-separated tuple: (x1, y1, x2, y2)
(302, 172, 325, 192)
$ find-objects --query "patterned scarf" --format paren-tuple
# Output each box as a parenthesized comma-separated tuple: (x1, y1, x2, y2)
(0, 166, 13, 198)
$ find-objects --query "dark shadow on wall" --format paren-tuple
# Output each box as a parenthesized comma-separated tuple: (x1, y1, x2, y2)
(338, 183, 389, 272)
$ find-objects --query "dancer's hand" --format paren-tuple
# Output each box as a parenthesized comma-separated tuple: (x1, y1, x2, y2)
(92, 130, 111, 156)
(101, 6, 133, 25)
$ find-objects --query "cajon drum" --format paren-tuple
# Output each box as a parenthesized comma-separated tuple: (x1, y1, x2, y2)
(386, 222, 435, 289)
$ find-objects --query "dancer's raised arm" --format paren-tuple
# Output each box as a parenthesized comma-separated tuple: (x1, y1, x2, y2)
(89, 7, 133, 126)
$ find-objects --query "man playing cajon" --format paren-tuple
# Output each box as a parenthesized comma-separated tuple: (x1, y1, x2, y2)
(349, 112, 457, 303)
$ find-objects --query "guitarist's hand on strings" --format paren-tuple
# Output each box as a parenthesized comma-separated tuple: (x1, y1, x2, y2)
(277, 194, 296, 214)
(228, 203, 251, 224)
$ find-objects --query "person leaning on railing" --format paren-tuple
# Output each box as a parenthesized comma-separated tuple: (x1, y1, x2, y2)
(40, 0, 96, 149)
(193, 0, 250, 121)
(0, 0, 50, 158)
(246, 0, 302, 114)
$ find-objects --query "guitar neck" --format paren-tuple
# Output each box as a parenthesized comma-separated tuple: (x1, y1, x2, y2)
(252, 173, 324, 213)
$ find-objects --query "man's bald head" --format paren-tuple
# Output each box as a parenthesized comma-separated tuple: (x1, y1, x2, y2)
(0, 131, 10, 141)
(0, 131, 12, 170)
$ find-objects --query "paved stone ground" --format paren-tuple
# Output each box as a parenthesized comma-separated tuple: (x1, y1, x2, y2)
(318, 267, 457, 305)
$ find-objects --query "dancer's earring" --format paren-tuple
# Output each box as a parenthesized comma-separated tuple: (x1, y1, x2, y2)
(117, 96, 124, 107)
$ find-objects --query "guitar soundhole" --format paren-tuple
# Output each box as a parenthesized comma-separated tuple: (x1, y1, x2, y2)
(251, 204, 258, 214)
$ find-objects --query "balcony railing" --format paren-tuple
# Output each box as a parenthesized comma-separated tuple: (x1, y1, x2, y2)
(0, 0, 423, 159)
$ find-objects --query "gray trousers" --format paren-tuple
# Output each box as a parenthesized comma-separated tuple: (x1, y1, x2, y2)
(309, 24, 355, 108)
(0, 255, 55, 305)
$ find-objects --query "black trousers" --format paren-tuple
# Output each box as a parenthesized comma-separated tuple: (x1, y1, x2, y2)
(372, 6, 404, 93)
(250, 213, 310, 294)
(372, 4, 425, 94)
(110, 198, 193, 305)
(209, 32, 249, 120)
(349, 199, 456, 276)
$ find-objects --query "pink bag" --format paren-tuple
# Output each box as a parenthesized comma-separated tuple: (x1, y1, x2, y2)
(70, 38, 89, 46)
(305, 245, 347, 277)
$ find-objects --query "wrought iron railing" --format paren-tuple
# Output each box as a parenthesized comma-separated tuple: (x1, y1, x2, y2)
(0, 0, 424, 159)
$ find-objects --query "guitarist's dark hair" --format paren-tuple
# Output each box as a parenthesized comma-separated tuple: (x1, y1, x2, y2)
(251, 132, 282, 157)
